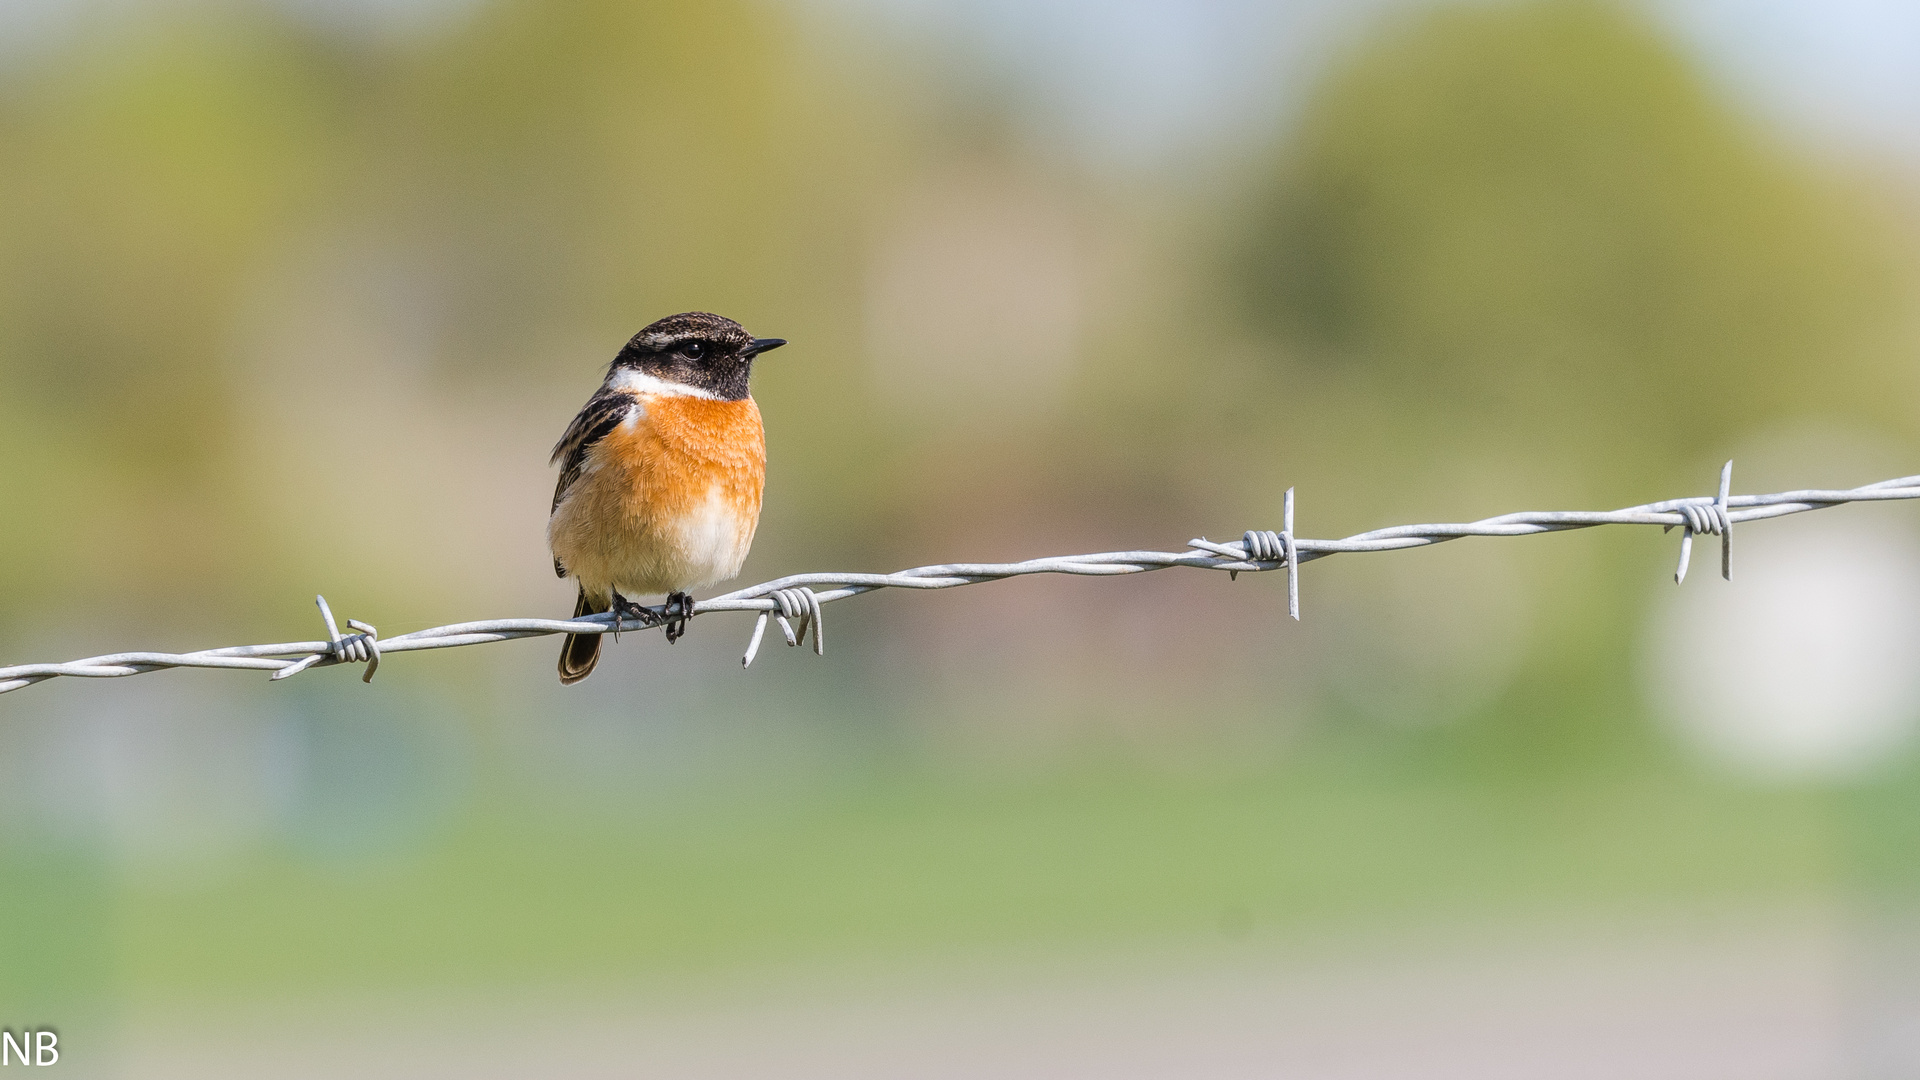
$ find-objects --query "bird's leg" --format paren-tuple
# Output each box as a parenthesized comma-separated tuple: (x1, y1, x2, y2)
(663, 592, 694, 644)
(609, 589, 631, 641)
(609, 590, 661, 641)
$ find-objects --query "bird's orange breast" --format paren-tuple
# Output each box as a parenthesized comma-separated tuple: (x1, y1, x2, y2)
(547, 392, 766, 600)
(601, 394, 765, 521)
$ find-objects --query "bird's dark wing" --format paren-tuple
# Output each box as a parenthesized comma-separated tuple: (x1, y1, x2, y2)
(550, 388, 634, 514)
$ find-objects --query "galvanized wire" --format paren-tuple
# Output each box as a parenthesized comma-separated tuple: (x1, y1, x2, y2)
(5, 463, 1919, 695)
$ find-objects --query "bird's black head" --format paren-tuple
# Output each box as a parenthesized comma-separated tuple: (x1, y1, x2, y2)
(609, 312, 786, 401)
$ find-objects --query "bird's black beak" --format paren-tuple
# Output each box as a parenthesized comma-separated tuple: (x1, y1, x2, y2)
(744, 337, 787, 357)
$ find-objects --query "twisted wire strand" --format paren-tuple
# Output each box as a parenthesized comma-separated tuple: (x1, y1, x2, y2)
(6, 467, 1920, 696)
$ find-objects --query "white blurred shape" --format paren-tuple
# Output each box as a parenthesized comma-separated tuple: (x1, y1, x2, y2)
(1645, 514, 1920, 778)
(1655, 0, 1920, 158)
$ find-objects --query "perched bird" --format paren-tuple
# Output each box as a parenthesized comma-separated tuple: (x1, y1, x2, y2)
(548, 312, 786, 684)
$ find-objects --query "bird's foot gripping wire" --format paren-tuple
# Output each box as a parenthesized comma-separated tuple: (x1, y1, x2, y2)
(663, 592, 695, 644)
(610, 591, 662, 640)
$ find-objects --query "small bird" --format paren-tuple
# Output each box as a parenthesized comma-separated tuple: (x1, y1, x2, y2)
(548, 312, 786, 684)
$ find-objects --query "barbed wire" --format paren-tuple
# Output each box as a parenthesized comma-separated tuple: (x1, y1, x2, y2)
(5, 462, 1919, 696)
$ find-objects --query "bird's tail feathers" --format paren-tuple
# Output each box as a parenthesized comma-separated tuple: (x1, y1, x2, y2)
(558, 588, 605, 685)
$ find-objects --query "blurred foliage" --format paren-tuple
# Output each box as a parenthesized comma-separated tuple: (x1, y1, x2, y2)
(0, 13, 338, 615)
(1239, 1, 1907, 477)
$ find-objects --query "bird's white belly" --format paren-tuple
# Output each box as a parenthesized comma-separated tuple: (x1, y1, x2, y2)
(642, 484, 755, 593)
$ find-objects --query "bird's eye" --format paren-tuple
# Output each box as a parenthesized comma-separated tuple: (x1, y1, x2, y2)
(681, 341, 706, 360)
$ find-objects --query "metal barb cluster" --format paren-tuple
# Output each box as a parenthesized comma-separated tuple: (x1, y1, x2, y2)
(272, 596, 380, 683)
(1667, 461, 1733, 585)
(6, 464, 1920, 696)
(741, 587, 823, 668)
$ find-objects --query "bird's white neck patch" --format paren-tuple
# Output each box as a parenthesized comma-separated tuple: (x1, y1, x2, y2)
(606, 368, 720, 400)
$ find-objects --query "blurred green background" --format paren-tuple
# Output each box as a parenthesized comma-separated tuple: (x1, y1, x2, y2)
(4, 0, 1920, 1074)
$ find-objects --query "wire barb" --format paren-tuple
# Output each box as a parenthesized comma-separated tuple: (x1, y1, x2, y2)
(740, 586, 823, 667)
(1211, 488, 1301, 619)
(1718, 460, 1733, 581)
(270, 595, 379, 683)
(8, 467, 1920, 696)
(773, 587, 825, 655)
(1670, 461, 1734, 586)
(1283, 487, 1299, 620)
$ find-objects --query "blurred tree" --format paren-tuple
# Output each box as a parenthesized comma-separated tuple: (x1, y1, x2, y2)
(383, 0, 876, 376)
(0, 14, 340, 612)
(1240, 0, 1906, 484)
(0, 19, 333, 467)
